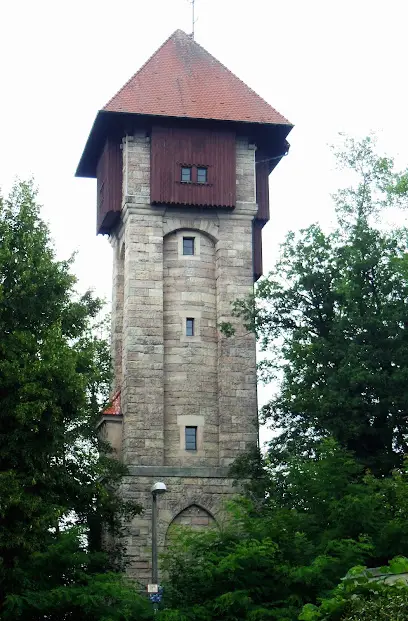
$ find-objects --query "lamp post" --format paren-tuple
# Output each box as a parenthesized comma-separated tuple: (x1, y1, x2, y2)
(151, 481, 167, 587)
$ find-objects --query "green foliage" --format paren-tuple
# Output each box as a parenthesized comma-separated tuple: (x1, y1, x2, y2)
(2, 528, 153, 621)
(231, 135, 408, 475)
(0, 181, 141, 617)
(299, 556, 408, 621)
(161, 445, 408, 619)
(342, 589, 408, 621)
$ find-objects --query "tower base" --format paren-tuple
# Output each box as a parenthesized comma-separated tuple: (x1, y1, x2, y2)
(120, 466, 236, 583)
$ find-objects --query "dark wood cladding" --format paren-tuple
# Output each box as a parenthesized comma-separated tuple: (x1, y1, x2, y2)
(253, 220, 264, 282)
(151, 126, 236, 207)
(255, 150, 271, 223)
(96, 139, 122, 235)
(253, 150, 273, 281)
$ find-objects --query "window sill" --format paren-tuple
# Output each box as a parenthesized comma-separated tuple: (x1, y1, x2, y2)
(177, 181, 212, 187)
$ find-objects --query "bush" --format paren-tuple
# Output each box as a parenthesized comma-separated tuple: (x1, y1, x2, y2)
(300, 557, 408, 621)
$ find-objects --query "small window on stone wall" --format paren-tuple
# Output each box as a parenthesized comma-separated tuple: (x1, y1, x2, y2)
(186, 318, 195, 336)
(185, 426, 197, 450)
(183, 237, 195, 255)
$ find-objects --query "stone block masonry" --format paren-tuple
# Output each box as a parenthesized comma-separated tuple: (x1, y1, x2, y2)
(119, 469, 233, 583)
(109, 131, 259, 581)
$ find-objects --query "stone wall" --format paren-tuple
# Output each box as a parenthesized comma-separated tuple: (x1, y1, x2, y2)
(119, 468, 233, 583)
(169, 504, 215, 529)
(108, 131, 259, 582)
(110, 238, 124, 393)
(163, 229, 218, 467)
(121, 208, 165, 467)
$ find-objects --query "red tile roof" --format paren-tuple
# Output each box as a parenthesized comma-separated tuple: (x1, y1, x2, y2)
(103, 30, 291, 126)
(103, 391, 121, 416)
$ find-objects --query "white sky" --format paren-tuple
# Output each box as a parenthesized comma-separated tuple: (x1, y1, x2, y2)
(1, 0, 407, 442)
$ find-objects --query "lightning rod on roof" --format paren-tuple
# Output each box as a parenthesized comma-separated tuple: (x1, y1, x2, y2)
(188, 0, 198, 39)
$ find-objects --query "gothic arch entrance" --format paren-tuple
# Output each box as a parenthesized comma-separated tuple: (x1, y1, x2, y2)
(166, 504, 216, 544)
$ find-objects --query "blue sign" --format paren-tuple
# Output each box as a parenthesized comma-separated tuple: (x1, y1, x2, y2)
(149, 586, 163, 604)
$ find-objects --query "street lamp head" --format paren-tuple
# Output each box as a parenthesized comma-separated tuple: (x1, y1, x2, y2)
(151, 481, 167, 495)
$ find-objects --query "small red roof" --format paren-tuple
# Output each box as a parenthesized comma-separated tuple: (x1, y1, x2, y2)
(103, 391, 121, 416)
(103, 30, 290, 126)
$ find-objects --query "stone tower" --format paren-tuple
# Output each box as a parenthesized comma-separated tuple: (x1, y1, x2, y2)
(76, 30, 292, 583)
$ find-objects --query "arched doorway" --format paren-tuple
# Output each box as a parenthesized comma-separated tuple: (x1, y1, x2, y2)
(166, 504, 216, 544)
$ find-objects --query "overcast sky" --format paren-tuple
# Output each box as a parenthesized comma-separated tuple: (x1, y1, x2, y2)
(1, 0, 407, 438)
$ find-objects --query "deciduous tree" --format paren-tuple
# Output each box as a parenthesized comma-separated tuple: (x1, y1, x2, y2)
(0, 181, 147, 618)
(229, 135, 408, 475)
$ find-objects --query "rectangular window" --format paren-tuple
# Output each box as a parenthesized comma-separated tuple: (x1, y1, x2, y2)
(181, 166, 192, 183)
(197, 167, 208, 184)
(186, 318, 195, 337)
(185, 426, 197, 451)
(183, 237, 195, 255)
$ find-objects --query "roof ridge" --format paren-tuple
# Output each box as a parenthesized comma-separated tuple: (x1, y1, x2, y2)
(103, 29, 186, 111)
(189, 37, 291, 126)
(103, 30, 291, 125)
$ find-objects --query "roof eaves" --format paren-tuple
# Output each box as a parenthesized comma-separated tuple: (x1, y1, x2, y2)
(76, 109, 294, 179)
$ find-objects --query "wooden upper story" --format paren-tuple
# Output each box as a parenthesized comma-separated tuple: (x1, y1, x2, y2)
(76, 30, 293, 279)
